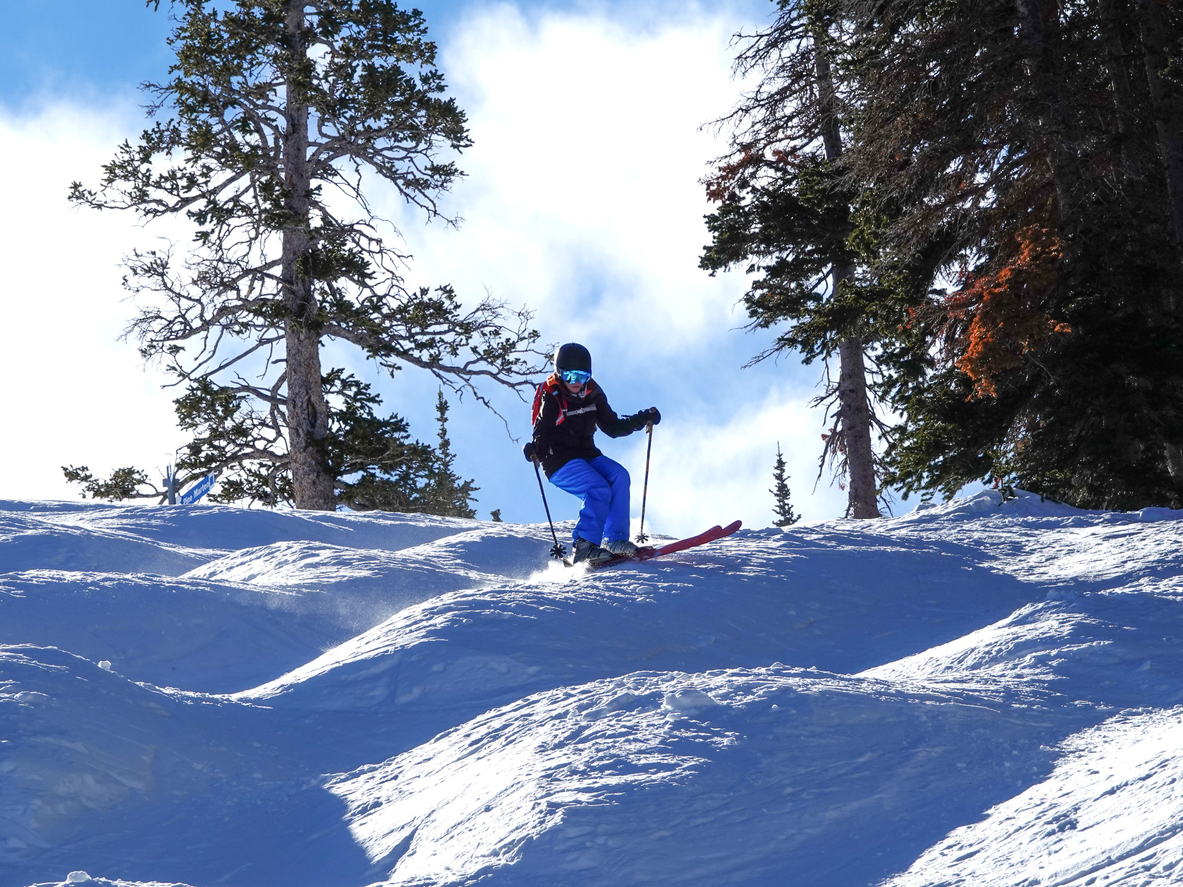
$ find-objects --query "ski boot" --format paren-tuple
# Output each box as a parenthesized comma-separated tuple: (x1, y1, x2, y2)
(603, 538, 641, 558)
(573, 538, 614, 567)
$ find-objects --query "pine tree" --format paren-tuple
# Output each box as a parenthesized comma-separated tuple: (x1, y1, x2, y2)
(66, 0, 540, 510)
(846, 0, 1183, 509)
(702, 0, 883, 519)
(770, 443, 800, 527)
(419, 390, 478, 519)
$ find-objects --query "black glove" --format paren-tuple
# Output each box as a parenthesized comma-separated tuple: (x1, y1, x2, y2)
(523, 441, 539, 463)
(629, 407, 659, 431)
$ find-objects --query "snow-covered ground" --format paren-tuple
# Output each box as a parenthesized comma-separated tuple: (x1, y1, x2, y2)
(3, 491, 1183, 887)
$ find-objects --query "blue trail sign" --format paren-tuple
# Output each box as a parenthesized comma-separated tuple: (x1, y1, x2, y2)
(179, 473, 218, 506)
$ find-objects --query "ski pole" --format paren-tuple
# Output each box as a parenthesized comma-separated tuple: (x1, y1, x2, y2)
(533, 459, 568, 562)
(635, 422, 654, 543)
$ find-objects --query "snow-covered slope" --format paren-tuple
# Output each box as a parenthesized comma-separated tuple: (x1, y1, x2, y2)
(3, 493, 1183, 887)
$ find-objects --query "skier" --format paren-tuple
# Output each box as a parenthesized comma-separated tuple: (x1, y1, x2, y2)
(524, 343, 660, 566)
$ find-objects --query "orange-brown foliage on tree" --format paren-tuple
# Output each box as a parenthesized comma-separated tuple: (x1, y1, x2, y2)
(940, 226, 1072, 398)
(703, 148, 797, 204)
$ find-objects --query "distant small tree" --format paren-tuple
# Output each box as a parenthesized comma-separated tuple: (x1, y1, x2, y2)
(490, 509, 503, 522)
(419, 390, 478, 518)
(770, 443, 800, 527)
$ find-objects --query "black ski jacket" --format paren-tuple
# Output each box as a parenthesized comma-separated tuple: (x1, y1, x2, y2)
(531, 377, 648, 478)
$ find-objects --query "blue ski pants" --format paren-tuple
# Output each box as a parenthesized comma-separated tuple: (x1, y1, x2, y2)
(549, 455, 631, 546)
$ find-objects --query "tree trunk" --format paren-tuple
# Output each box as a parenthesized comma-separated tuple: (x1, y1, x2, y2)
(835, 272, 880, 519)
(815, 22, 881, 519)
(1015, 0, 1082, 234)
(1098, 0, 1146, 181)
(1136, 0, 1183, 252)
(282, 0, 334, 510)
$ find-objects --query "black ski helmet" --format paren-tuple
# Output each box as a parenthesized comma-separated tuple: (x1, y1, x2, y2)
(554, 343, 592, 374)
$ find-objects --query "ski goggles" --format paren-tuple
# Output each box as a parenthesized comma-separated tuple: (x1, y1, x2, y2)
(559, 369, 592, 386)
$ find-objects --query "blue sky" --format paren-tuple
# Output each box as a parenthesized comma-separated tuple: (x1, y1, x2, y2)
(0, 0, 894, 535)
(1, 3, 169, 104)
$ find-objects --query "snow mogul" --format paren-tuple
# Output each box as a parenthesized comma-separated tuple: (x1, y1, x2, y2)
(524, 343, 660, 567)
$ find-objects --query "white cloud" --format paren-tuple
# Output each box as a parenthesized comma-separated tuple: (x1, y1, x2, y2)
(387, 2, 759, 344)
(0, 102, 182, 501)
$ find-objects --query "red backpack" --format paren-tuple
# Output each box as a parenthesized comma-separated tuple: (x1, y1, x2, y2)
(531, 374, 565, 426)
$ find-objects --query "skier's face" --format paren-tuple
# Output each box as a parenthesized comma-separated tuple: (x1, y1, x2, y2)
(562, 378, 585, 396)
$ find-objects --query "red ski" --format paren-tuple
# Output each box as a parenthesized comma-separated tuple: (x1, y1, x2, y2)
(589, 520, 743, 570)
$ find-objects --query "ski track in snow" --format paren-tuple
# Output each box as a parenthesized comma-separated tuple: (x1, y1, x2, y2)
(2, 493, 1183, 887)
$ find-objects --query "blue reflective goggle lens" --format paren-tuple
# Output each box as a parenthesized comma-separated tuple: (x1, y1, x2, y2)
(560, 369, 591, 385)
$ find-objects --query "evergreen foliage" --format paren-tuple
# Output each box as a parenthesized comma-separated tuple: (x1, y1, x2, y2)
(67, 0, 541, 511)
(66, 381, 479, 517)
(770, 443, 801, 527)
(62, 466, 163, 503)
